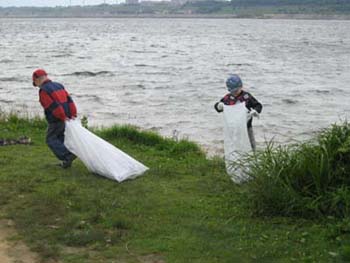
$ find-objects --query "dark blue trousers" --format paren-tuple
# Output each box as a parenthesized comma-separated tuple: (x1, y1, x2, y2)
(46, 122, 73, 161)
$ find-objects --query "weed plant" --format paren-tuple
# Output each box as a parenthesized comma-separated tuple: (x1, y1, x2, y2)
(241, 122, 350, 218)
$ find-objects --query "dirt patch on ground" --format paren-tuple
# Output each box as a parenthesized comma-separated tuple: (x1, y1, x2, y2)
(0, 219, 40, 263)
(137, 254, 165, 263)
(0, 219, 164, 263)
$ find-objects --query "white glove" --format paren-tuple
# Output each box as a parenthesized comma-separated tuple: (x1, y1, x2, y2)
(248, 109, 259, 120)
(217, 102, 224, 111)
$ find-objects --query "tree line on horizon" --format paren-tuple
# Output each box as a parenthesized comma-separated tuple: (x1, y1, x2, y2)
(0, 0, 349, 16)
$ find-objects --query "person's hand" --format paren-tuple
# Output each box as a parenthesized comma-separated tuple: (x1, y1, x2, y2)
(248, 109, 259, 120)
(217, 102, 224, 111)
(65, 117, 74, 122)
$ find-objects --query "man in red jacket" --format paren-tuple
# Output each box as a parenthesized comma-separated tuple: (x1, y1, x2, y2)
(33, 69, 77, 168)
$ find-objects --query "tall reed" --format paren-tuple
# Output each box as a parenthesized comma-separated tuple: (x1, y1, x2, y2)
(240, 122, 350, 218)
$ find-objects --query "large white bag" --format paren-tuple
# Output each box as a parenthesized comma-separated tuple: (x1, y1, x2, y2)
(64, 119, 149, 182)
(223, 103, 251, 184)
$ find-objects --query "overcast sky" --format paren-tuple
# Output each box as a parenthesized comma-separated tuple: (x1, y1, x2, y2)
(0, 0, 122, 7)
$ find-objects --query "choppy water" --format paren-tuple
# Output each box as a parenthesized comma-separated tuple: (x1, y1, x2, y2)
(0, 18, 349, 155)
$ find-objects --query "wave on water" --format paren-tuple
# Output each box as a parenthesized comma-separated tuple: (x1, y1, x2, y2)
(74, 94, 103, 103)
(282, 98, 298, 104)
(75, 94, 100, 98)
(153, 86, 170, 90)
(0, 77, 23, 82)
(313, 89, 330, 94)
(99, 111, 124, 118)
(226, 63, 252, 67)
(0, 99, 14, 104)
(135, 64, 156, 67)
(0, 59, 13, 63)
(150, 44, 167, 49)
(77, 56, 93, 60)
(122, 84, 145, 90)
(145, 71, 175, 76)
(63, 71, 115, 77)
(130, 50, 158, 54)
(52, 53, 72, 58)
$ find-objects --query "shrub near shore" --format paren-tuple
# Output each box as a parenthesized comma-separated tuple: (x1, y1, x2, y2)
(242, 122, 350, 218)
(0, 114, 347, 262)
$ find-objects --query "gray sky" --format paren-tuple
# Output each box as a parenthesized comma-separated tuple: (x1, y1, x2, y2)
(0, 0, 122, 7)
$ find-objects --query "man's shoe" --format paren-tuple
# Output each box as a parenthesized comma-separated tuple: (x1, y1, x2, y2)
(61, 155, 77, 169)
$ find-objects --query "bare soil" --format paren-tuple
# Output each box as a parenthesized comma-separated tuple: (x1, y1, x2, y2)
(0, 219, 39, 263)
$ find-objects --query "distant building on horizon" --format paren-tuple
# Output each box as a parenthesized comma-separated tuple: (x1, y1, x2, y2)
(125, 0, 139, 4)
(171, 0, 187, 5)
(171, 0, 227, 5)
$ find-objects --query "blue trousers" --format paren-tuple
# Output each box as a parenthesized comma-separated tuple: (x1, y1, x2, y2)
(46, 122, 73, 161)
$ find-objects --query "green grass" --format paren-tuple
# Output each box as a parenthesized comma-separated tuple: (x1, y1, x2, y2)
(0, 114, 346, 262)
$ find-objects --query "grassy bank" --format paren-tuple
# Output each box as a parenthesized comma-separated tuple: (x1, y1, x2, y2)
(0, 114, 347, 262)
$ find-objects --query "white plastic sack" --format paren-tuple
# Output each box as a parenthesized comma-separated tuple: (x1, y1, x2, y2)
(223, 103, 251, 184)
(64, 119, 149, 182)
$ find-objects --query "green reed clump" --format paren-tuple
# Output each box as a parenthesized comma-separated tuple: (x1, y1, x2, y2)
(242, 122, 350, 218)
(98, 124, 204, 156)
(0, 112, 46, 135)
(99, 125, 165, 146)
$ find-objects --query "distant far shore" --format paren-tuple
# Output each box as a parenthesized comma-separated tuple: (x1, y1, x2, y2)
(1, 13, 350, 20)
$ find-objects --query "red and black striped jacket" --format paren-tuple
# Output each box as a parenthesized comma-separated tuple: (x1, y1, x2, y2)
(39, 80, 77, 123)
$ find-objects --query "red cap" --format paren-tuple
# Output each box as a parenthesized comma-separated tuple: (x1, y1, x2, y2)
(32, 69, 47, 86)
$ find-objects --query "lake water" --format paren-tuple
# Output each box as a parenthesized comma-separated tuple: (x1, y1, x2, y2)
(0, 18, 349, 155)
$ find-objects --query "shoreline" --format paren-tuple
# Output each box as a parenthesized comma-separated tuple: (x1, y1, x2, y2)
(0, 13, 350, 20)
